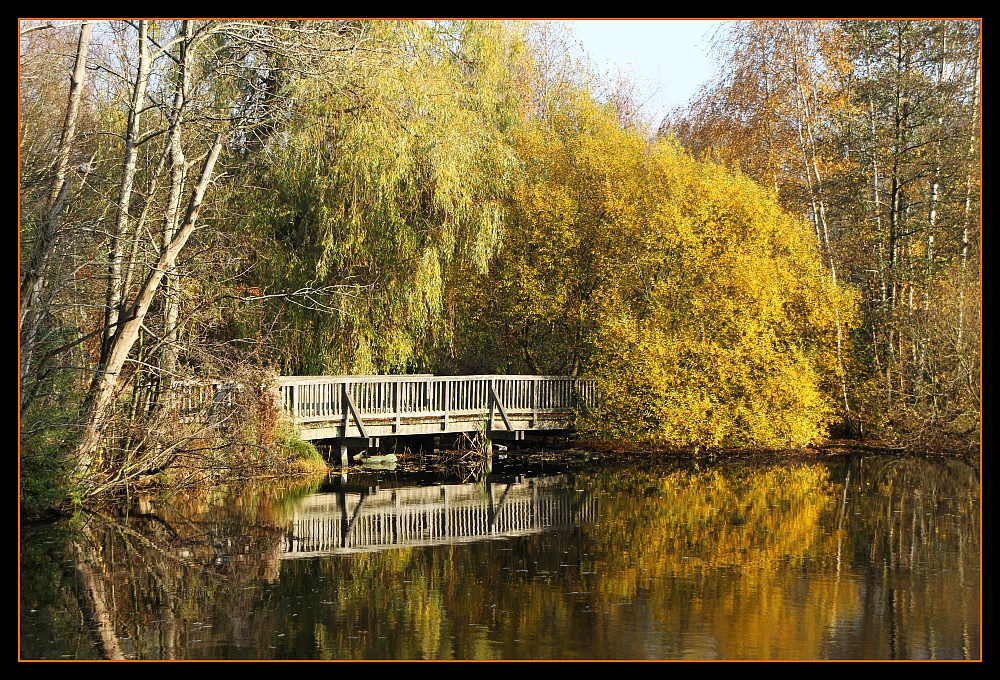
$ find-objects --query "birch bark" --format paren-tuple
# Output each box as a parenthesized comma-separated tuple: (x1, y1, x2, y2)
(75, 136, 224, 482)
(19, 21, 92, 403)
(100, 21, 151, 365)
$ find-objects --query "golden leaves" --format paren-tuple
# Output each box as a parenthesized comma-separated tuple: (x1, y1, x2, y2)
(476, 89, 849, 447)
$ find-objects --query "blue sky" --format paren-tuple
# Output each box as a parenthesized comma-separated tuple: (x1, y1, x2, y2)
(569, 20, 724, 118)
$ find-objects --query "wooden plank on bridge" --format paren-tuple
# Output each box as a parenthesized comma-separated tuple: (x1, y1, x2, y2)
(342, 385, 369, 438)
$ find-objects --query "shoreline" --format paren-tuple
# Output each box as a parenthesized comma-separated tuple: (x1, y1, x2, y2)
(20, 438, 978, 524)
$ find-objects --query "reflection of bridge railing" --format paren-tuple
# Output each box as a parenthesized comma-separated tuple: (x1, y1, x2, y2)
(281, 476, 597, 558)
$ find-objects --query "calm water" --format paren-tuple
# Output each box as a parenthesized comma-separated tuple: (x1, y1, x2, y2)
(20, 453, 979, 660)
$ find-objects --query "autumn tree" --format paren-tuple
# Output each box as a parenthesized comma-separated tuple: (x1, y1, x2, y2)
(450, 61, 851, 448)
(670, 20, 980, 447)
(19, 21, 376, 498)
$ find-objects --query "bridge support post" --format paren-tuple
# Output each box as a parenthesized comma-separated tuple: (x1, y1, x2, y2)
(443, 379, 449, 431)
(393, 380, 400, 433)
(532, 378, 538, 428)
(338, 437, 379, 465)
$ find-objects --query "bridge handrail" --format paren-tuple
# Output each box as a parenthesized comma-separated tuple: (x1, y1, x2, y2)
(276, 374, 591, 385)
(278, 374, 598, 422)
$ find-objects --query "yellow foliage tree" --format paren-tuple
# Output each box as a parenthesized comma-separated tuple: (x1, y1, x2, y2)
(453, 88, 856, 448)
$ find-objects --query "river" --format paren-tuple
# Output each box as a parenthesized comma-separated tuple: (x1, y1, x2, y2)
(20, 452, 980, 659)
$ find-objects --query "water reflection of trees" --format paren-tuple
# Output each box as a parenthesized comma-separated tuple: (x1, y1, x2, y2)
(20, 456, 978, 659)
(21, 479, 322, 659)
(562, 456, 978, 659)
(827, 456, 980, 659)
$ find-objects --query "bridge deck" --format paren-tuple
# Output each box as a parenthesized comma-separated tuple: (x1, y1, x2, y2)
(278, 375, 597, 441)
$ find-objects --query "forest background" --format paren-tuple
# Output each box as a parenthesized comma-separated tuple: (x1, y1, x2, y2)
(18, 20, 980, 507)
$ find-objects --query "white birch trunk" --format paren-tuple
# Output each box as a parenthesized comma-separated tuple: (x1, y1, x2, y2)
(75, 136, 224, 482)
(19, 21, 92, 404)
(101, 21, 151, 365)
(782, 20, 853, 431)
(161, 21, 192, 379)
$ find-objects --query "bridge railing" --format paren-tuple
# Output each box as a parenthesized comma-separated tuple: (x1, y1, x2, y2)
(130, 379, 236, 423)
(277, 375, 597, 423)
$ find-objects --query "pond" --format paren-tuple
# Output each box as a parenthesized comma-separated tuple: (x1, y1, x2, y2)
(20, 452, 980, 660)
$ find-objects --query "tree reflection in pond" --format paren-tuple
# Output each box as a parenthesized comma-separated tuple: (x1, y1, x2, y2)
(20, 455, 979, 659)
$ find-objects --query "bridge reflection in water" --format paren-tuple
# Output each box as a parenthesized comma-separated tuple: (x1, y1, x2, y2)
(282, 475, 597, 558)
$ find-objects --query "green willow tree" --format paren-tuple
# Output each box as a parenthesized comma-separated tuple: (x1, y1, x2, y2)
(225, 21, 526, 375)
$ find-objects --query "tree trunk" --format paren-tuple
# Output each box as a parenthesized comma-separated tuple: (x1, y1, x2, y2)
(957, 32, 979, 349)
(74, 135, 224, 484)
(160, 21, 192, 379)
(783, 20, 854, 433)
(100, 21, 151, 366)
(19, 21, 92, 404)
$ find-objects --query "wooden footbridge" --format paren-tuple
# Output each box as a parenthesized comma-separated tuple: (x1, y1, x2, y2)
(281, 474, 597, 558)
(277, 375, 597, 443)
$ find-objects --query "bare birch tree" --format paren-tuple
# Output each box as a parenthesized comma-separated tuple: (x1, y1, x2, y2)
(19, 21, 92, 409)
